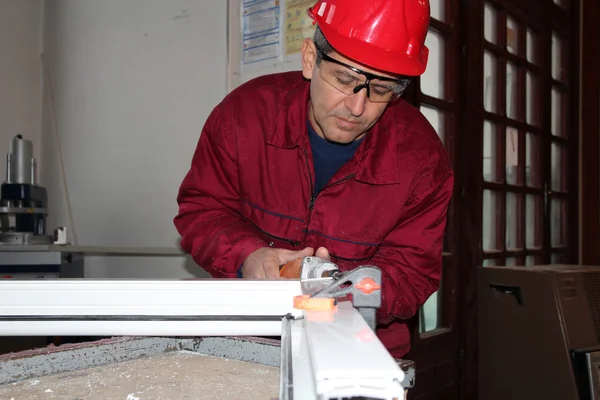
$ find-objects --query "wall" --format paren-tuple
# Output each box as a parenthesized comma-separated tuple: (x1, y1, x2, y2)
(0, 0, 43, 170)
(39, 0, 228, 278)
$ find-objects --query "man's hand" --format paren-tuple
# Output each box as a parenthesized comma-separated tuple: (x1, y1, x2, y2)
(241, 246, 315, 279)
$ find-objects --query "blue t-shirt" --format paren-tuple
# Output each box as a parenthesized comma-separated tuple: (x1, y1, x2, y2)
(307, 121, 362, 194)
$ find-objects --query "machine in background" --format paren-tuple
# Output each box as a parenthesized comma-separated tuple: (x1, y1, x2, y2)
(478, 264, 600, 400)
(0, 135, 83, 353)
(0, 134, 82, 279)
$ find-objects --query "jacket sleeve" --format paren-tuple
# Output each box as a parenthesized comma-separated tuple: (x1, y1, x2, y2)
(174, 105, 269, 278)
(337, 151, 454, 325)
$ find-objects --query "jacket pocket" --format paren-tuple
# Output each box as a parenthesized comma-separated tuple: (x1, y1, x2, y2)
(240, 198, 305, 245)
(303, 229, 381, 261)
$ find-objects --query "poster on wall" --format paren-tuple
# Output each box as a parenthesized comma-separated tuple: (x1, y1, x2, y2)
(230, 0, 319, 89)
(242, 0, 281, 65)
(284, 0, 317, 57)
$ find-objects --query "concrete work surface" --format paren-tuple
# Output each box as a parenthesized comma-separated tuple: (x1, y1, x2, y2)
(0, 336, 282, 400)
(0, 351, 278, 399)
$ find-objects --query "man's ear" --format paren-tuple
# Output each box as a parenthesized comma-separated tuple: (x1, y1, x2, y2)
(301, 38, 317, 80)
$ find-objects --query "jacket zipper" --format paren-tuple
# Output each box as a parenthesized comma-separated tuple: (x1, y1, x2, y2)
(301, 148, 316, 209)
(312, 174, 356, 208)
(304, 173, 356, 242)
(301, 147, 356, 210)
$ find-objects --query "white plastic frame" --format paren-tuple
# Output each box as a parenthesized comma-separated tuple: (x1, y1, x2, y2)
(0, 279, 303, 336)
(283, 301, 406, 400)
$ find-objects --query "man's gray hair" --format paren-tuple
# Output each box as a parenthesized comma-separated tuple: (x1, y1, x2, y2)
(313, 26, 333, 65)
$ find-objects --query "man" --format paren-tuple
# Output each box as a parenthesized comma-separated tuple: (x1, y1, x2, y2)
(174, 0, 454, 358)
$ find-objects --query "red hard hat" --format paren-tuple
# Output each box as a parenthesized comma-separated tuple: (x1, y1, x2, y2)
(307, 0, 431, 76)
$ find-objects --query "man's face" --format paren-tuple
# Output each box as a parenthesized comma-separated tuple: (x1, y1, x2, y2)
(301, 39, 400, 144)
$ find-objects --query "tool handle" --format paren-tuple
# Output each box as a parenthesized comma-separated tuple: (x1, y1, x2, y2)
(279, 258, 303, 279)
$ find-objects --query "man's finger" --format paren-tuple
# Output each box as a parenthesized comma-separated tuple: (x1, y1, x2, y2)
(252, 266, 266, 279)
(263, 259, 280, 279)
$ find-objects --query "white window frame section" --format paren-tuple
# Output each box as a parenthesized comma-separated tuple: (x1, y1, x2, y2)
(0, 279, 303, 336)
(282, 301, 407, 399)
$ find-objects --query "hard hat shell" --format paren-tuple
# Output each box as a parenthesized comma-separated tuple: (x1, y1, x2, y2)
(307, 0, 431, 76)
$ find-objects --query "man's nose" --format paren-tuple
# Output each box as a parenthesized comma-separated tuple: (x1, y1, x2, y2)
(345, 87, 368, 117)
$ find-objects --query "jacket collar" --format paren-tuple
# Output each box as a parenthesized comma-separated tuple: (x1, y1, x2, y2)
(267, 76, 402, 185)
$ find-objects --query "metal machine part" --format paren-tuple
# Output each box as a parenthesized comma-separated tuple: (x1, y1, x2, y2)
(0, 248, 84, 279)
(294, 257, 382, 331)
(0, 135, 65, 246)
(7, 133, 36, 185)
(311, 266, 382, 331)
(297, 256, 342, 280)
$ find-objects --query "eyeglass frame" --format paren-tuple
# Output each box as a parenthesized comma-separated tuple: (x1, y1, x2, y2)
(313, 43, 411, 102)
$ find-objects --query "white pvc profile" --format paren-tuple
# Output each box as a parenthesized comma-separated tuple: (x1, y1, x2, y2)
(293, 301, 406, 399)
(0, 279, 303, 336)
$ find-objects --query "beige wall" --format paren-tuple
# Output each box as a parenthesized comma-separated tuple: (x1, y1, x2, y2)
(0, 0, 43, 169)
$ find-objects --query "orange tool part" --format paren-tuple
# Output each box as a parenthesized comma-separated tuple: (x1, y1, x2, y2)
(279, 258, 303, 279)
(293, 294, 337, 322)
(355, 277, 381, 294)
(293, 294, 336, 311)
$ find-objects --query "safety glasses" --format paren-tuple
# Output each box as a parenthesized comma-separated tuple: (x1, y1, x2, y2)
(314, 43, 411, 103)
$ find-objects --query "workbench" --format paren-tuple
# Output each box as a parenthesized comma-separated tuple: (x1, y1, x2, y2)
(0, 336, 413, 399)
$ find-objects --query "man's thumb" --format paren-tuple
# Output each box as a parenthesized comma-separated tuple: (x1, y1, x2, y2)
(315, 246, 330, 260)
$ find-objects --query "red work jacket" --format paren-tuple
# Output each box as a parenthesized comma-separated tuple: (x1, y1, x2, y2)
(174, 71, 454, 358)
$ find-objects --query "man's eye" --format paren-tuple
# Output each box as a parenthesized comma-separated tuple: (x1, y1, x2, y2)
(371, 86, 393, 95)
(336, 76, 355, 85)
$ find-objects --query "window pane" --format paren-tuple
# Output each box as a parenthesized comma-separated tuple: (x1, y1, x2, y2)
(551, 143, 567, 192)
(430, 0, 445, 22)
(551, 253, 565, 263)
(506, 192, 523, 251)
(484, 121, 501, 182)
(526, 195, 543, 249)
(506, 127, 521, 186)
(505, 257, 518, 266)
(484, 3, 498, 44)
(551, 198, 567, 247)
(420, 289, 440, 333)
(526, 28, 537, 65)
(506, 16, 518, 54)
(506, 62, 517, 119)
(421, 30, 445, 100)
(552, 32, 564, 81)
(484, 51, 497, 113)
(526, 72, 540, 126)
(551, 88, 565, 137)
(482, 259, 497, 267)
(421, 106, 445, 143)
(526, 255, 539, 266)
(483, 190, 502, 252)
(526, 133, 541, 188)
